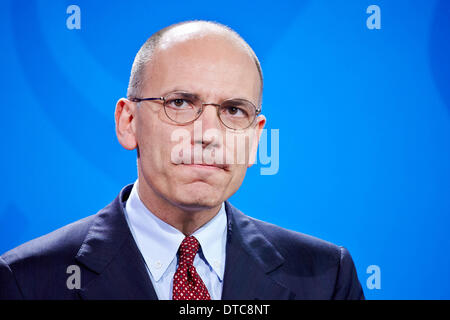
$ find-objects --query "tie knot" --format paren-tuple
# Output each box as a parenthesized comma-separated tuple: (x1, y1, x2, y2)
(178, 236, 200, 265)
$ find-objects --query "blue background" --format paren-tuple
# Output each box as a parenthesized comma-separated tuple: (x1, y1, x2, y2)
(1, 0, 449, 299)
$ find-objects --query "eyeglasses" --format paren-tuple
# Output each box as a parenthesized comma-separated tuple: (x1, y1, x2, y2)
(129, 91, 261, 130)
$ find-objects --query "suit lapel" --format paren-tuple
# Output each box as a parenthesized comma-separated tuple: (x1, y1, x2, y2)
(221, 202, 296, 300)
(75, 184, 158, 300)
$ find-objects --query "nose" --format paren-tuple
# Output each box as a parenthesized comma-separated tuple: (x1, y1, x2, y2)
(193, 104, 223, 148)
(198, 103, 222, 128)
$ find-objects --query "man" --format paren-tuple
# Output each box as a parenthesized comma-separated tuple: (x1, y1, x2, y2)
(0, 21, 364, 300)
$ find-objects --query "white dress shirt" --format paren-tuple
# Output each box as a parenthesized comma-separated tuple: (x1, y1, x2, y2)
(123, 181, 227, 300)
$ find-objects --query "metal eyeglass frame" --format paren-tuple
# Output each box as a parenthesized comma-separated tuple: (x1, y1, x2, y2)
(129, 92, 261, 130)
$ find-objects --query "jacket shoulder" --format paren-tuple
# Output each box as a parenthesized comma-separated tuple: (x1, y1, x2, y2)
(245, 215, 364, 299)
(247, 215, 342, 261)
(1, 214, 96, 266)
(0, 214, 96, 299)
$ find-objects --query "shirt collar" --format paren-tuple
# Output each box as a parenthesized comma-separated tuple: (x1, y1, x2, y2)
(192, 204, 227, 281)
(124, 181, 227, 282)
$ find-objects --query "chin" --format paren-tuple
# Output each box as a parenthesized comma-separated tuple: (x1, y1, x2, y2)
(173, 182, 224, 210)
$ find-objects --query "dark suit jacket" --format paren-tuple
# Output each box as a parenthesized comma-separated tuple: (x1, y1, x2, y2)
(0, 184, 364, 300)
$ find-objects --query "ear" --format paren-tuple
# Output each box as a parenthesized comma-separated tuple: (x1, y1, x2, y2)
(248, 114, 266, 167)
(115, 98, 138, 150)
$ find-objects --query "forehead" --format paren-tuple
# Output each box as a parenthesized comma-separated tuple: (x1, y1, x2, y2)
(144, 32, 261, 103)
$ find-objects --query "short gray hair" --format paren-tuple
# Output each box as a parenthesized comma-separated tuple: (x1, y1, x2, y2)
(127, 20, 263, 106)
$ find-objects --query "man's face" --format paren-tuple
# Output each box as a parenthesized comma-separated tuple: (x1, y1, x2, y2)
(133, 33, 265, 210)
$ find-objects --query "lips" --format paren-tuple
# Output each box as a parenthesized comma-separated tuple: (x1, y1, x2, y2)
(180, 162, 229, 171)
(172, 149, 229, 170)
(171, 146, 230, 171)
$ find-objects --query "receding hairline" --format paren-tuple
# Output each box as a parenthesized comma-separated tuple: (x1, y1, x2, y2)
(127, 20, 263, 106)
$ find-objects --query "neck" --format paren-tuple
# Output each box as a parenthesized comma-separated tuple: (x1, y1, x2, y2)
(136, 178, 222, 236)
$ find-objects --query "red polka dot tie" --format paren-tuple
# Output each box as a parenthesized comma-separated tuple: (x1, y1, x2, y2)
(172, 236, 211, 300)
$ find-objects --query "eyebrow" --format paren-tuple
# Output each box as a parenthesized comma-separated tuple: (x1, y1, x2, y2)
(163, 89, 255, 105)
(167, 91, 200, 100)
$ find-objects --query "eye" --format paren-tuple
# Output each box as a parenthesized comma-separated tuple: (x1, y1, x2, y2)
(222, 105, 248, 118)
(166, 98, 192, 109)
